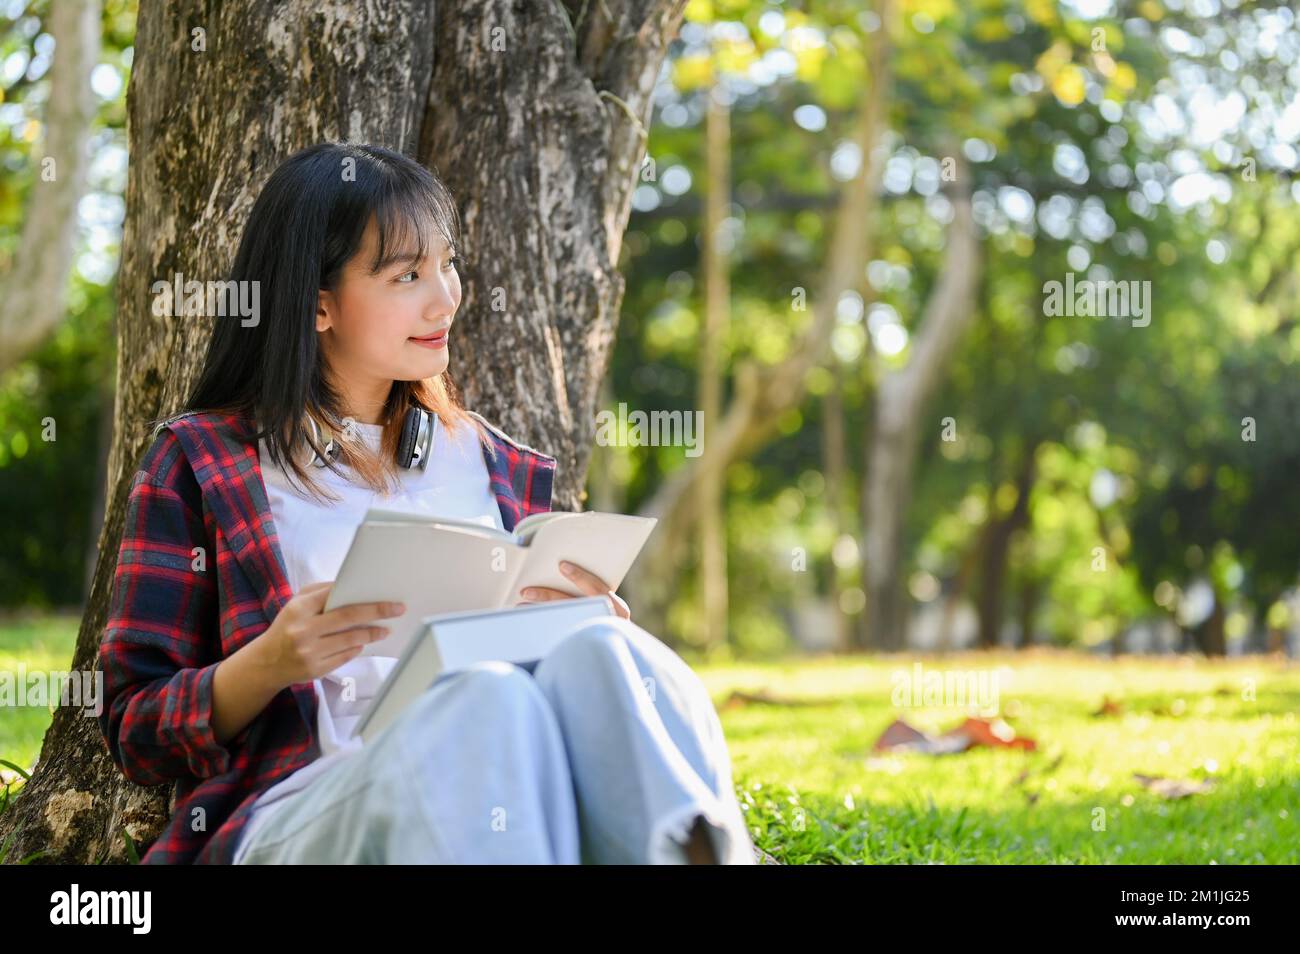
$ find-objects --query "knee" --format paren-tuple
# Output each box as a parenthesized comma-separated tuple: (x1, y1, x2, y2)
(547, 616, 700, 695)
(447, 659, 543, 702)
(559, 615, 659, 658)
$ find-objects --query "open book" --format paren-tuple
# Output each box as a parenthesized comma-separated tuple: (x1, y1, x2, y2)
(354, 595, 617, 745)
(322, 507, 657, 658)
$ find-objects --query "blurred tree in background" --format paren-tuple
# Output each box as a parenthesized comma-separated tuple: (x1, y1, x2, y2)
(605, 0, 1299, 656)
(0, 0, 129, 607)
(0, 0, 1296, 659)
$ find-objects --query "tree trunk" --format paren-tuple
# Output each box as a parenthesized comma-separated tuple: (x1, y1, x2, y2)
(975, 449, 1037, 648)
(422, 0, 688, 512)
(2, 0, 685, 865)
(861, 164, 979, 651)
(1197, 597, 1228, 657)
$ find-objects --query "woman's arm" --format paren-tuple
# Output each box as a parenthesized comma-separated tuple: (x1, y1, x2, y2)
(207, 580, 397, 743)
(98, 431, 404, 784)
(209, 637, 289, 745)
(98, 447, 243, 785)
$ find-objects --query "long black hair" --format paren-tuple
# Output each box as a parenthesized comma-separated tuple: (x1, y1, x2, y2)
(176, 142, 489, 503)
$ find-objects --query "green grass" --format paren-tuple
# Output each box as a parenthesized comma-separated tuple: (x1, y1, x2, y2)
(691, 649, 1300, 863)
(0, 613, 83, 778)
(3, 617, 1297, 863)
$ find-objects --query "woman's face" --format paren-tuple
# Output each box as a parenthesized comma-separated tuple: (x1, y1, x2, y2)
(315, 214, 460, 421)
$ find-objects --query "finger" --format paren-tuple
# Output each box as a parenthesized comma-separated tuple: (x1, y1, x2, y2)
(319, 625, 390, 660)
(518, 586, 575, 602)
(314, 600, 405, 636)
(558, 561, 611, 596)
(318, 620, 391, 643)
(293, 582, 335, 612)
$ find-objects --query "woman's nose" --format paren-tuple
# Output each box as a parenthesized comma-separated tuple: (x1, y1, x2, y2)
(427, 278, 459, 314)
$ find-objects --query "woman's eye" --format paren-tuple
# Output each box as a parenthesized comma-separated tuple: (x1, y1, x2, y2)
(396, 270, 418, 283)
(444, 255, 460, 271)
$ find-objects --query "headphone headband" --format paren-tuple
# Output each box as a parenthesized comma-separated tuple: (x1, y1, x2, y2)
(307, 407, 435, 471)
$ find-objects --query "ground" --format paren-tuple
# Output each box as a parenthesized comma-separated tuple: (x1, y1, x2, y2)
(3, 616, 1297, 864)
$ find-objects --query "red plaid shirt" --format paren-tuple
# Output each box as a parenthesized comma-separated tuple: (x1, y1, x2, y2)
(96, 408, 557, 863)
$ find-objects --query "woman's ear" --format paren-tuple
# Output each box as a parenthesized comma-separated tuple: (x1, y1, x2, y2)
(316, 290, 333, 333)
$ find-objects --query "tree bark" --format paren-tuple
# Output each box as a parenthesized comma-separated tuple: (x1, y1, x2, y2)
(422, 0, 688, 512)
(2, 0, 685, 865)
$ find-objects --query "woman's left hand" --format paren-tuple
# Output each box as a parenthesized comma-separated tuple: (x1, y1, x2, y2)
(518, 560, 632, 621)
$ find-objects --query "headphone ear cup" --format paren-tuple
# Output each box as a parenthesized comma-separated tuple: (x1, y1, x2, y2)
(307, 416, 327, 467)
(396, 408, 422, 468)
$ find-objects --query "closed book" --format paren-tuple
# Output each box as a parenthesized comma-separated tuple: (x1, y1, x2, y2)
(354, 595, 617, 745)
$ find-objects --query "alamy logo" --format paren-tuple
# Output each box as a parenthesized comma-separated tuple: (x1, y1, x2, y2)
(889, 662, 1009, 712)
(151, 272, 260, 326)
(0, 665, 103, 717)
(49, 884, 151, 934)
(594, 402, 704, 457)
(1042, 272, 1151, 327)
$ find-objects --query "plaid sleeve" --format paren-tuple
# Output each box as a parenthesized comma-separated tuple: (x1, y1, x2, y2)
(97, 432, 233, 786)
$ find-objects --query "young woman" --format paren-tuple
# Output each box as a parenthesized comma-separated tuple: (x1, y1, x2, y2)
(97, 142, 757, 865)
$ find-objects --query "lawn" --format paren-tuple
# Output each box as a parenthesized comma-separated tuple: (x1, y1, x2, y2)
(3, 617, 1297, 863)
(694, 648, 1300, 863)
(0, 614, 86, 783)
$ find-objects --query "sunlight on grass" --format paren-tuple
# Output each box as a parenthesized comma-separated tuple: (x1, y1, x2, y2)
(4, 619, 1296, 864)
(0, 614, 82, 777)
(695, 649, 1300, 864)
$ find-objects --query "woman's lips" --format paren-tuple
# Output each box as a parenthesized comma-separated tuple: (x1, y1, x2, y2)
(408, 330, 448, 349)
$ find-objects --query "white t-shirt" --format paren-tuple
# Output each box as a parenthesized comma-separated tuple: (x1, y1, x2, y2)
(233, 413, 503, 855)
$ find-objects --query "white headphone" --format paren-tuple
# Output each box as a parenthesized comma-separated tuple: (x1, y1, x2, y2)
(306, 407, 437, 470)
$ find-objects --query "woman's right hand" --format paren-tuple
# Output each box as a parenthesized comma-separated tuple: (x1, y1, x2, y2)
(256, 581, 405, 687)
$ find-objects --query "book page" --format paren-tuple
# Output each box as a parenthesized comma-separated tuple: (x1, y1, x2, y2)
(512, 510, 570, 545)
(364, 507, 513, 542)
(513, 512, 657, 597)
(324, 522, 529, 658)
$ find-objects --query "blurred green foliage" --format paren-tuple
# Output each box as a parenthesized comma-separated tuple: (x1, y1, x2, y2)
(0, 0, 129, 607)
(1, 0, 1296, 657)
(607, 0, 1299, 653)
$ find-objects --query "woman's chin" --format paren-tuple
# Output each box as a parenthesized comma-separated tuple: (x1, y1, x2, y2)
(400, 353, 449, 380)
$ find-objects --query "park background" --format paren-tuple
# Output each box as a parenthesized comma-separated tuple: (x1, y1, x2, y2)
(0, 0, 1297, 863)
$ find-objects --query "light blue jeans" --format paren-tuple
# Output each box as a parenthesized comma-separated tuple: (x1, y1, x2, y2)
(232, 615, 757, 864)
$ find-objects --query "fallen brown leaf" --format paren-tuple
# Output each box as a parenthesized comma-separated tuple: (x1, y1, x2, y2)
(871, 718, 972, 754)
(1092, 696, 1125, 717)
(1133, 773, 1215, 799)
(871, 716, 1037, 755)
(950, 717, 1038, 751)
